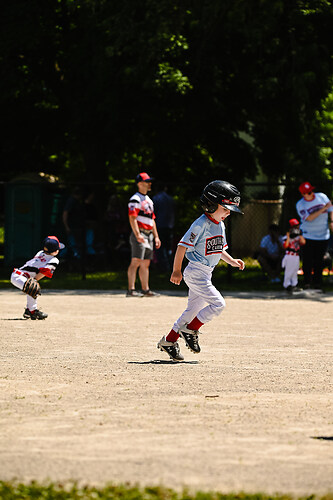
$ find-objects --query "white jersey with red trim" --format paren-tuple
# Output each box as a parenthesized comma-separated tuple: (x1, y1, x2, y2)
(19, 250, 59, 278)
(296, 192, 333, 240)
(179, 213, 228, 268)
(128, 192, 155, 231)
(282, 234, 302, 255)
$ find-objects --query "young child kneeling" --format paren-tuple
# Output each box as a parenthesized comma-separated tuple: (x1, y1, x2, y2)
(157, 180, 245, 362)
(11, 236, 65, 319)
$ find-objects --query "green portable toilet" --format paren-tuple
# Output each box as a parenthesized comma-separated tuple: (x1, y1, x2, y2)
(4, 173, 66, 267)
(4, 181, 44, 266)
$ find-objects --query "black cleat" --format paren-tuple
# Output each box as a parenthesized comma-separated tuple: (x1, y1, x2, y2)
(142, 289, 160, 297)
(179, 325, 201, 353)
(157, 336, 184, 362)
(23, 308, 48, 320)
(126, 289, 144, 297)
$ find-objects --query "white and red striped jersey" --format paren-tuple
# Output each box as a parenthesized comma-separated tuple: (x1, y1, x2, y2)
(18, 250, 59, 279)
(128, 192, 156, 231)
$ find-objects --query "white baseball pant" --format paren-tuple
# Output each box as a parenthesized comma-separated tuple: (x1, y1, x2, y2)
(282, 254, 300, 288)
(172, 261, 225, 332)
(11, 271, 38, 311)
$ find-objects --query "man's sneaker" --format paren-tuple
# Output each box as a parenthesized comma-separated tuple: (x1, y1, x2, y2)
(157, 335, 184, 362)
(126, 289, 144, 297)
(142, 289, 160, 297)
(179, 325, 201, 353)
(23, 308, 48, 320)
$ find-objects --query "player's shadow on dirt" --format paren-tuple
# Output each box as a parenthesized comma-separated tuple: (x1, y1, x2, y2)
(228, 291, 331, 302)
(311, 436, 333, 441)
(1, 318, 27, 321)
(128, 360, 199, 365)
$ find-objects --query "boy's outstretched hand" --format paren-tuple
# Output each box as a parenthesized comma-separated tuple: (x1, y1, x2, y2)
(234, 259, 245, 271)
(170, 270, 183, 285)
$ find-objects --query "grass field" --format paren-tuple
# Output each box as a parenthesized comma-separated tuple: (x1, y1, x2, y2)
(1, 482, 332, 500)
(1, 257, 333, 293)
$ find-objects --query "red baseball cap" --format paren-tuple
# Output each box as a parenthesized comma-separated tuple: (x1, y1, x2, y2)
(136, 172, 154, 183)
(289, 218, 299, 227)
(299, 181, 315, 195)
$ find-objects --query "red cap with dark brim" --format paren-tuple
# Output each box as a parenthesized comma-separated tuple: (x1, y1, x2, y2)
(136, 172, 154, 183)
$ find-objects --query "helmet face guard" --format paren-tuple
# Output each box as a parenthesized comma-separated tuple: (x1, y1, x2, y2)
(200, 181, 243, 214)
(219, 197, 243, 213)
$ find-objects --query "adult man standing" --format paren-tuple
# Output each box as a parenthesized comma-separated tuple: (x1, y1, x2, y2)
(127, 172, 161, 297)
(296, 181, 333, 290)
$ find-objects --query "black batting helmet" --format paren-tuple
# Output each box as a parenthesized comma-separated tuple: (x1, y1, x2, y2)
(200, 180, 243, 214)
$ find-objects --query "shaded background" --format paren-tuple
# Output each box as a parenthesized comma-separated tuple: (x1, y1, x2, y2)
(1, 0, 333, 276)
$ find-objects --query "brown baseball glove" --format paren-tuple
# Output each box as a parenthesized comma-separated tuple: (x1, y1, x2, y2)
(22, 277, 41, 299)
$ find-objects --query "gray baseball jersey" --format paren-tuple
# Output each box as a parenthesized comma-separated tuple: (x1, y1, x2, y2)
(178, 213, 228, 268)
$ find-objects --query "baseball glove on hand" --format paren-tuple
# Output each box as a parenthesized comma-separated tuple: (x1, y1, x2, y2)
(289, 228, 301, 238)
(22, 277, 41, 299)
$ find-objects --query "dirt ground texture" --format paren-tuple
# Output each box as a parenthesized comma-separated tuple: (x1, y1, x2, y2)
(0, 288, 333, 496)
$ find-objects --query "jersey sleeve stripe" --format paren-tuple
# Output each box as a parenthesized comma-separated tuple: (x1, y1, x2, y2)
(179, 241, 194, 247)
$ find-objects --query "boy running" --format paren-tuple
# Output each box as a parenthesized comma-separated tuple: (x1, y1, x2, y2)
(157, 180, 245, 361)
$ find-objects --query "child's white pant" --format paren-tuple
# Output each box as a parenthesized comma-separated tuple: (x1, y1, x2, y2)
(10, 272, 38, 311)
(282, 254, 300, 288)
(172, 261, 225, 331)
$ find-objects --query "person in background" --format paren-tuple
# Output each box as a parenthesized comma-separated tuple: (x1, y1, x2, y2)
(127, 172, 161, 297)
(62, 186, 85, 259)
(282, 218, 306, 294)
(256, 223, 284, 283)
(84, 190, 97, 258)
(296, 181, 333, 290)
(153, 184, 175, 271)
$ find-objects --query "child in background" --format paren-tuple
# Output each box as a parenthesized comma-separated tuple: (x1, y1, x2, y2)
(10, 236, 65, 319)
(282, 219, 306, 294)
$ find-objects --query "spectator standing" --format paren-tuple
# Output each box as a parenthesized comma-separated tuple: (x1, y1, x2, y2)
(153, 184, 175, 271)
(282, 218, 306, 294)
(62, 186, 85, 259)
(84, 190, 97, 258)
(127, 172, 161, 297)
(256, 223, 284, 283)
(105, 194, 129, 264)
(296, 181, 333, 290)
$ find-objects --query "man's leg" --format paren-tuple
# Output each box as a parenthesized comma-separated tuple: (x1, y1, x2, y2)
(138, 259, 150, 291)
(302, 240, 314, 286)
(127, 258, 141, 290)
(312, 240, 328, 287)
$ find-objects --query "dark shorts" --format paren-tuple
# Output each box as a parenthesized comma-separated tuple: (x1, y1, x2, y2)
(130, 231, 154, 260)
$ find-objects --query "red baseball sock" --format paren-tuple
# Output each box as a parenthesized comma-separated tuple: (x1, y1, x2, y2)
(166, 329, 180, 342)
(187, 317, 204, 331)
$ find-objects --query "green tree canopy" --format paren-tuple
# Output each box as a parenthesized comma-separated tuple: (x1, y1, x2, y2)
(1, 0, 333, 188)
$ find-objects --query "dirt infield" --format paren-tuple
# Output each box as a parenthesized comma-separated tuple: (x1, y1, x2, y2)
(0, 288, 333, 495)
